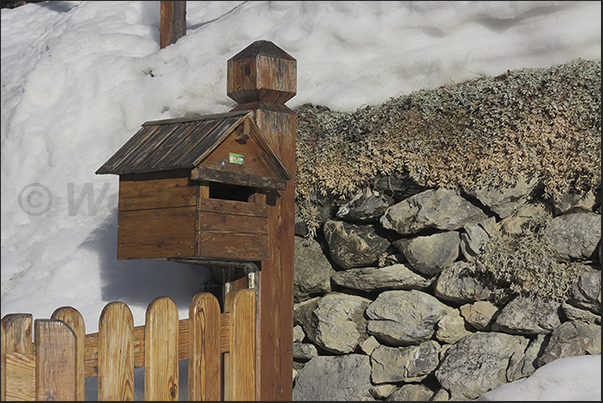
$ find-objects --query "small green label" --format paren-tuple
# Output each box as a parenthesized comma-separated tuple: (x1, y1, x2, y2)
(229, 152, 244, 165)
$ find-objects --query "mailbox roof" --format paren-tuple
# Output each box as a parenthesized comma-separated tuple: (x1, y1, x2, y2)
(96, 110, 291, 181)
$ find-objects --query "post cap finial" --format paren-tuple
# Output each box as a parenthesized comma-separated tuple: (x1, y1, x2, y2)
(227, 40, 297, 105)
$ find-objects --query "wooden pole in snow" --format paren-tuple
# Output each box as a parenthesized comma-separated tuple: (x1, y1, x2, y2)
(160, 1, 186, 49)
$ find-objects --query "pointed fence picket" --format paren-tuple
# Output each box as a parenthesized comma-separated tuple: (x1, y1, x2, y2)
(0, 289, 255, 401)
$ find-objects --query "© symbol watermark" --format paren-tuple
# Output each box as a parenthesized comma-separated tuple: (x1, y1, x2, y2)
(18, 183, 53, 216)
(17, 183, 116, 217)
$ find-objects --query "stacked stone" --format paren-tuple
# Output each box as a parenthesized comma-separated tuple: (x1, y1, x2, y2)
(292, 180, 601, 401)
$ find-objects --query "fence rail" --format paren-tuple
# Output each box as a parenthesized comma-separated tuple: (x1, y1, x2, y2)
(1, 290, 255, 401)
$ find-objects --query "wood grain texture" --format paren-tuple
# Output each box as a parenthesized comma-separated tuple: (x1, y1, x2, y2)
(4, 352, 35, 401)
(35, 320, 77, 401)
(98, 302, 134, 401)
(1, 314, 33, 355)
(197, 198, 268, 217)
(145, 297, 179, 401)
(1, 320, 5, 401)
(117, 206, 196, 259)
(228, 40, 296, 400)
(223, 289, 256, 401)
(196, 232, 269, 261)
(160, 1, 186, 49)
(197, 211, 268, 235)
(199, 125, 276, 177)
(2, 314, 35, 401)
(118, 177, 196, 211)
(51, 307, 86, 401)
(188, 293, 221, 401)
(190, 166, 287, 190)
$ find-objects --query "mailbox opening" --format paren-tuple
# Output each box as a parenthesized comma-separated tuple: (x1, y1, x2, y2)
(209, 182, 256, 202)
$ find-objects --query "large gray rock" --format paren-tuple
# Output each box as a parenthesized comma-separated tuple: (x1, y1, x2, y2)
(434, 261, 496, 304)
(336, 188, 391, 222)
(460, 217, 499, 260)
(386, 384, 435, 401)
(371, 341, 440, 384)
(331, 263, 433, 292)
(312, 293, 371, 354)
(435, 332, 529, 400)
(392, 231, 460, 277)
(492, 297, 562, 335)
(323, 220, 391, 269)
(538, 321, 601, 367)
(553, 189, 597, 215)
(366, 290, 452, 346)
(463, 175, 540, 218)
(567, 268, 601, 314)
(292, 354, 374, 401)
(294, 236, 335, 302)
(293, 343, 318, 362)
(544, 212, 601, 262)
(436, 309, 473, 344)
(380, 188, 488, 236)
(294, 297, 322, 342)
(460, 301, 499, 331)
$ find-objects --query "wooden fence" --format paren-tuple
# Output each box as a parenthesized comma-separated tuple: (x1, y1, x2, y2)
(0, 290, 255, 401)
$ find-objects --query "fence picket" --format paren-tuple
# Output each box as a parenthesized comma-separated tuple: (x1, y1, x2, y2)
(223, 289, 255, 401)
(98, 302, 134, 401)
(52, 307, 86, 401)
(1, 291, 256, 401)
(2, 314, 35, 401)
(188, 292, 221, 401)
(1, 319, 6, 401)
(145, 297, 179, 401)
(35, 319, 77, 401)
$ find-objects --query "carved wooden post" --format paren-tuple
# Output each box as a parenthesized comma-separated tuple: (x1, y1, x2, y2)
(160, 1, 186, 49)
(227, 40, 296, 401)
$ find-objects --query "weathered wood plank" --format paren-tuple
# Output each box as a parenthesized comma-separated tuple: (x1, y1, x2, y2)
(118, 177, 196, 211)
(223, 289, 256, 401)
(160, 0, 186, 49)
(191, 166, 287, 191)
(4, 352, 35, 401)
(135, 122, 197, 172)
(228, 40, 296, 400)
(51, 307, 86, 401)
(1, 314, 33, 355)
(84, 333, 99, 377)
(188, 293, 221, 401)
(176, 116, 241, 167)
(95, 125, 161, 175)
(199, 125, 276, 178)
(35, 320, 77, 401)
(151, 119, 221, 169)
(145, 297, 179, 401)
(197, 232, 269, 261)
(117, 206, 196, 259)
(197, 198, 268, 217)
(98, 302, 134, 401)
(1, 319, 5, 401)
(197, 211, 268, 235)
(2, 314, 35, 401)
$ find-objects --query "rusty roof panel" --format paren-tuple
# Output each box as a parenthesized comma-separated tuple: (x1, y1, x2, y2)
(96, 112, 254, 175)
(175, 116, 242, 167)
(96, 110, 292, 182)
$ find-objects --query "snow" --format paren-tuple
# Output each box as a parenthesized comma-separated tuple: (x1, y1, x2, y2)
(1, 1, 600, 401)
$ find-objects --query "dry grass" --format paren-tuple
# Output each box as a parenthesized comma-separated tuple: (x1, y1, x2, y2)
(295, 59, 601, 236)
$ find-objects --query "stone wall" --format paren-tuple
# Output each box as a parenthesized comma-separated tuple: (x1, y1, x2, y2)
(291, 179, 601, 401)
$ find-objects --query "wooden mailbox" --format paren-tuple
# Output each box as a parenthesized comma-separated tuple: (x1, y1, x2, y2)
(96, 110, 291, 262)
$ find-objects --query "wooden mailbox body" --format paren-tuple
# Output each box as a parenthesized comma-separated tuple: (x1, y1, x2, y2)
(96, 110, 291, 262)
